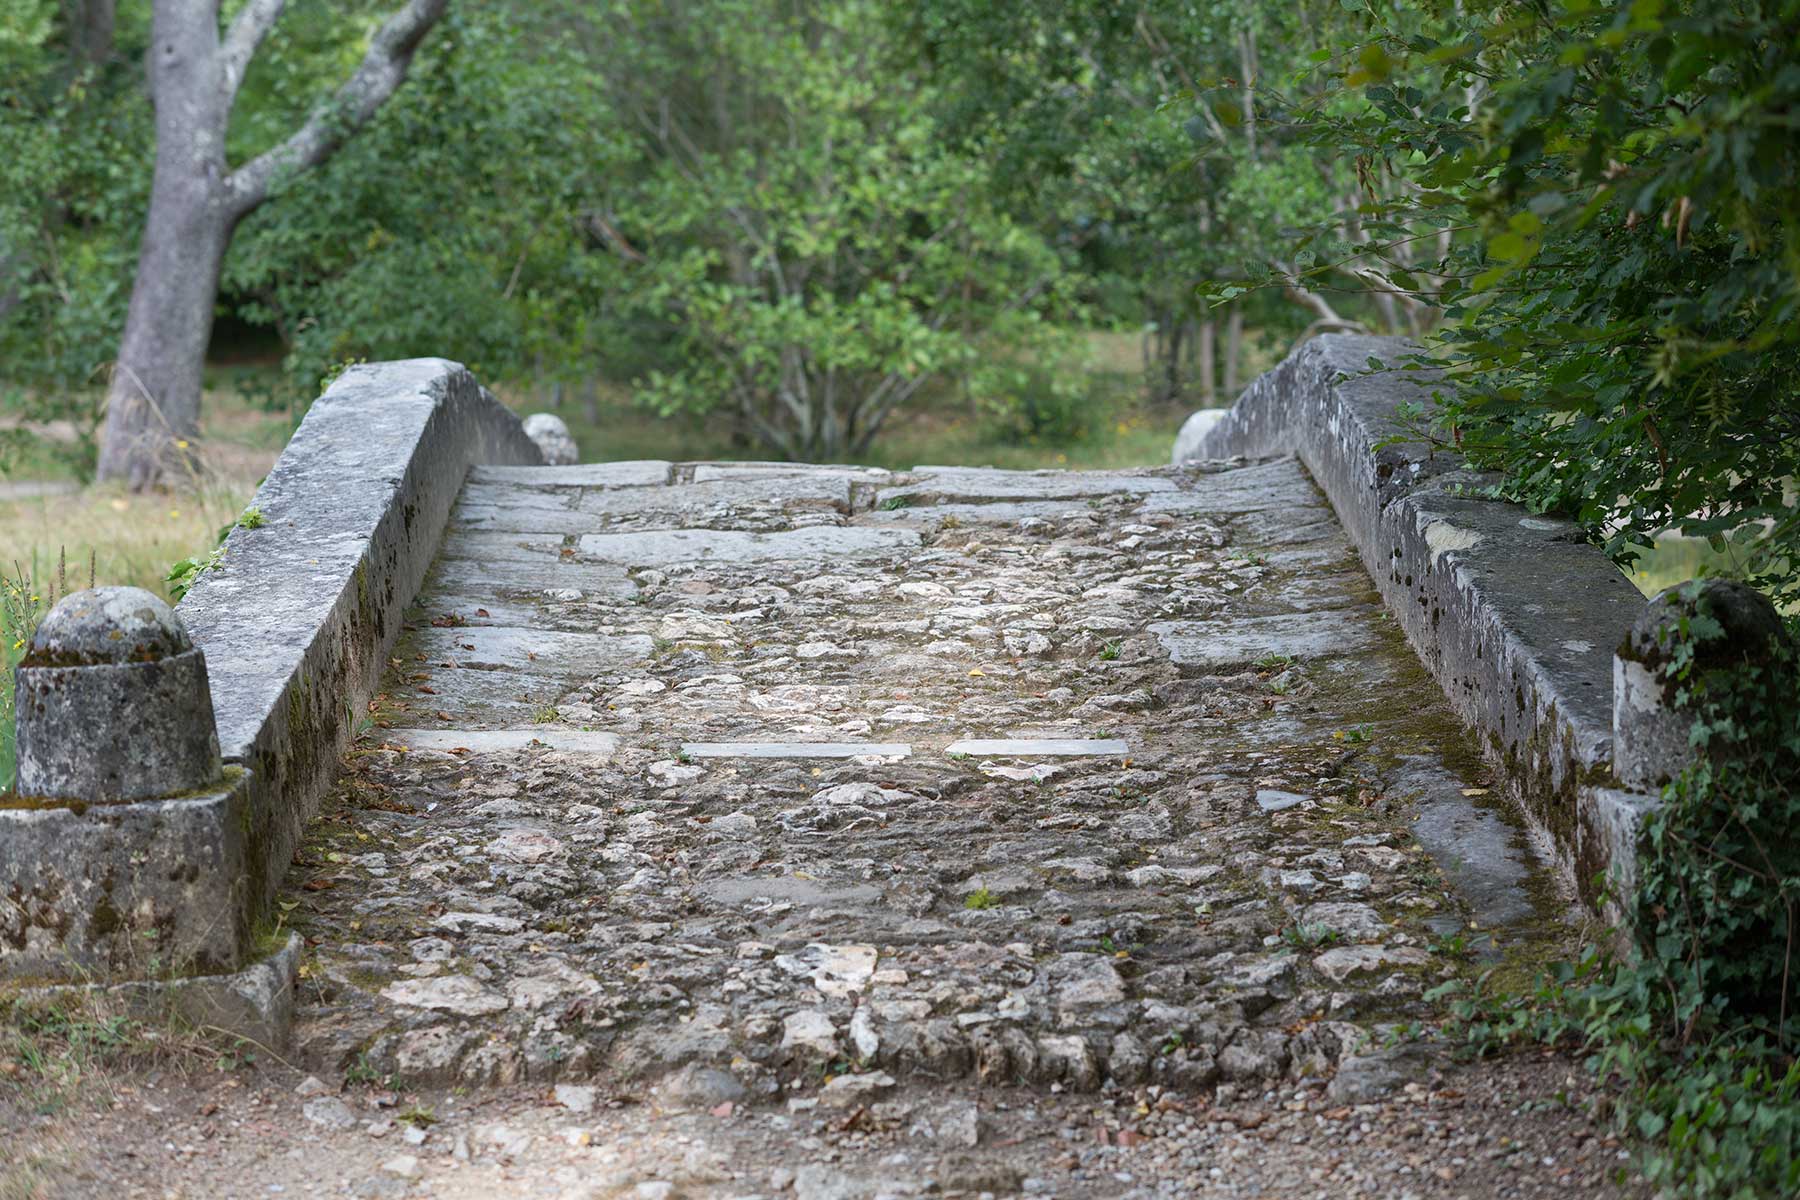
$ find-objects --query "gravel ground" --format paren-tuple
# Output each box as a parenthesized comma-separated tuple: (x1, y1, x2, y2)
(1, 1048, 1642, 1198)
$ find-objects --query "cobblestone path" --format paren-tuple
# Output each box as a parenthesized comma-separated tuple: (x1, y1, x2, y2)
(214, 457, 1627, 1198)
(291, 455, 1560, 1088)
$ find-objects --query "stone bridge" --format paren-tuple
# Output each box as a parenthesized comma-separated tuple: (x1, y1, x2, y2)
(3, 338, 1692, 1197)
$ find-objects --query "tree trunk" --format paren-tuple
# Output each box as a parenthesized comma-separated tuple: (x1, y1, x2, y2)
(95, 0, 448, 490)
(1161, 318, 1186, 403)
(97, 204, 233, 488)
(69, 0, 117, 65)
(96, 3, 234, 489)
(1224, 306, 1244, 397)
(1197, 319, 1216, 406)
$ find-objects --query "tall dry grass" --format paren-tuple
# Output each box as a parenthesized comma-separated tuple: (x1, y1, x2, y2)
(1, 483, 260, 786)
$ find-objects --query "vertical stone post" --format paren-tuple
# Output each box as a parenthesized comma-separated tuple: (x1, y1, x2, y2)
(3, 587, 248, 979)
(14, 586, 222, 799)
(1613, 579, 1788, 792)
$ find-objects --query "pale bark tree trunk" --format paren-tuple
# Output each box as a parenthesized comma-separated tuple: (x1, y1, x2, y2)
(1223, 305, 1244, 397)
(96, 0, 448, 489)
(1197, 319, 1216, 406)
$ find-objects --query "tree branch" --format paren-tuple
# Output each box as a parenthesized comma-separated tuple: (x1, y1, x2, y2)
(1274, 261, 1358, 328)
(220, 0, 287, 104)
(226, 0, 448, 215)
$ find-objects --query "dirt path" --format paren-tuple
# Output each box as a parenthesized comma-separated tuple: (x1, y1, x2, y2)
(2, 1049, 1634, 1199)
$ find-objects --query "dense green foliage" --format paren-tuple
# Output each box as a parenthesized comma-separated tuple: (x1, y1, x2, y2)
(221, 6, 613, 399)
(908, 1, 1361, 400)
(1258, 6, 1800, 1194)
(583, 0, 1078, 459)
(0, 1, 148, 472)
(1266, 0, 1800, 603)
(1638, 600, 1800, 1032)
(2, 1, 1122, 465)
(2, 0, 1369, 470)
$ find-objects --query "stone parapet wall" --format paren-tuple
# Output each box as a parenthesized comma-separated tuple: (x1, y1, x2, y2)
(175, 360, 543, 945)
(1177, 334, 1653, 914)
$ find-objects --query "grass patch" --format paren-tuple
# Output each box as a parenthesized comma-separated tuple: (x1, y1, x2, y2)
(964, 887, 1000, 911)
(1281, 923, 1343, 950)
(0, 989, 256, 1118)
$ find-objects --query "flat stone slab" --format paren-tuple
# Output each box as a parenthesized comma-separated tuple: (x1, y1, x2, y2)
(457, 482, 581, 511)
(865, 500, 1099, 526)
(456, 477, 857, 535)
(570, 475, 851, 518)
(408, 595, 547, 628)
(689, 462, 892, 483)
(470, 461, 672, 488)
(880, 467, 1176, 506)
(379, 728, 622, 756)
(945, 739, 1130, 757)
(438, 530, 576, 565)
(578, 527, 919, 564)
(451, 504, 609, 536)
(450, 490, 584, 533)
(407, 628, 654, 675)
(680, 742, 912, 759)
(1150, 610, 1376, 670)
(1144, 459, 1328, 515)
(1390, 758, 1540, 929)
(1256, 788, 1311, 812)
(698, 876, 886, 906)
(389, 666, 566, 722)
(425, 558, 639, 600)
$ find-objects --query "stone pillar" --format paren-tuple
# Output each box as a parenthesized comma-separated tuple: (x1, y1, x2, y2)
(523, 412, 579, 465)
(14, 586, 221, 800)
(4, 587, 246, 980)
(1613, 578, 1788, 791)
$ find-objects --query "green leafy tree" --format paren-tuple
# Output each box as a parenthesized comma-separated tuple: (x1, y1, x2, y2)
(90, 0, 447, 490)
(0, 0, 149, 476)
(905, 0, 1370, 405)
(222, 5, 618, 397)
(1268, 0, 1800, 603)
(581, 0, 1075, 460)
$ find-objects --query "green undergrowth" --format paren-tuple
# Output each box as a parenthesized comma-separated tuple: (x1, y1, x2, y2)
(1437, 585, 1800, 1198)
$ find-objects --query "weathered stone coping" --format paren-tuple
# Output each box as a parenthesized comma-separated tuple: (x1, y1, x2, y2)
(1177, 334, 1650, 914)
(176, 359, 542, 933)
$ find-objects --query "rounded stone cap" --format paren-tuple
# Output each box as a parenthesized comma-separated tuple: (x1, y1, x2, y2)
(523, 413, 579, 466)
(1171, 409, 1227, 464)
(1623, 579, 1786, 671)
(29, 586, 193, 665)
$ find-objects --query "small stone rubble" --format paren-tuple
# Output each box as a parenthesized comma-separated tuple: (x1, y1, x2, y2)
(1, 1051, 1638, 1198)
(286, 456, 1560, 1109)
